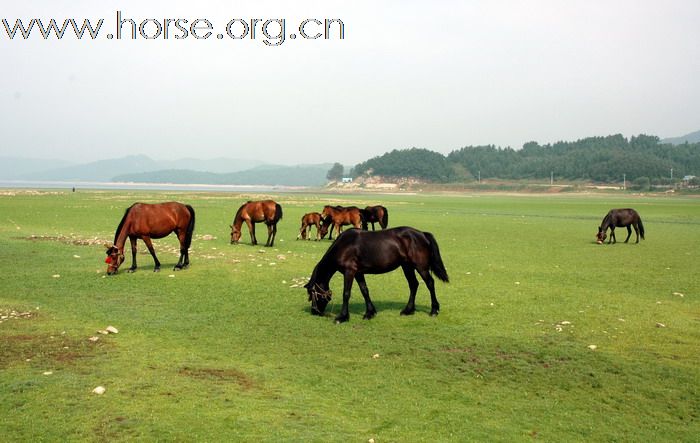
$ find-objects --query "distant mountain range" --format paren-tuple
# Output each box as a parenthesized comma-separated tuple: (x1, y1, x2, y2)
(662, 130, 700, 145)
(0, 155, 331, 186)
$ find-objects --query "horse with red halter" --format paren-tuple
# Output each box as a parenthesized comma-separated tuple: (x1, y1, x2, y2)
(297, 212, 322, 241)
(230, 200, 283, 246)
(596, 208, 645, 244)
(319, 205, 363, 240)
(305, 226, 449, 323)
(105, 202, 195, 275)
(360, 205, 389, 231)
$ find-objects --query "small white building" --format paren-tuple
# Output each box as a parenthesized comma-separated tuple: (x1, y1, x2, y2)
(341, 177, 353, 183)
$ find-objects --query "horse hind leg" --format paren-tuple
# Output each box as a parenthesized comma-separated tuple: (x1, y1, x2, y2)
(267, 223, 277, 247)
(633, 223, 640, 243)
(400, 265, 420, 316)
(174, 232, 189, 270)
(416, 267, 440, 316)
(624, 225, 632, 243)
(355, 274, 377, 320)
(141, 236, 161, 272)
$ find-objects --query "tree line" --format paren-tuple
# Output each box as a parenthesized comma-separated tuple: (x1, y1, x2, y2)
(348, 134, 700, 184)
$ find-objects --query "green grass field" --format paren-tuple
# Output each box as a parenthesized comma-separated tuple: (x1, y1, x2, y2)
(1, 189, 698, 442)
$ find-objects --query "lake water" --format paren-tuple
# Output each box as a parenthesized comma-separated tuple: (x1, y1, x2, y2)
(0, 180, 309, 193)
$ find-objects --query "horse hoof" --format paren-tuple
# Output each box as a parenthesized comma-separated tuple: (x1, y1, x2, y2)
(153, 268, 160, 273)
(400, 308, 415, 316)
(363, 312, 377, 320)
(429, 311, 439, 317)
(127, 268, 136, 273)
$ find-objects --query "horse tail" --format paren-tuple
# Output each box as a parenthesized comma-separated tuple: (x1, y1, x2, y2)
(184, 205, 196, 249)
(274, 203, 283, 223)
(113, 204, 136, 244)
(380, 207, 389, 229)
(424, 231, 449, 283)
(637, 216, 645, 240)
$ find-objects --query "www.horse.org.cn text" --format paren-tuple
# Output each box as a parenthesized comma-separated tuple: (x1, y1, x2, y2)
(2, 11, 345, 46)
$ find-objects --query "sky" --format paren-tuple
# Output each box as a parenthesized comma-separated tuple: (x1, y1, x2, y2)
(1, 0, 699, 166)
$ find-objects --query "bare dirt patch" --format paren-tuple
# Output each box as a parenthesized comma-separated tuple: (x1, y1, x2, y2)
(22, 234, 110, 247)
(0, 330, 107, 370)
(178, 366, 255, 390)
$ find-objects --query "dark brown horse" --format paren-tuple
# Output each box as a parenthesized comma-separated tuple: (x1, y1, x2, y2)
(319, 205, 363, 240)
(297, 212, 322, 241)
(597, 208, 645, 244)
(230, 200, 283, 247)
(105, 202, 195, 275)
(360, 205, 389, 230)
(305, 227, 449, 323)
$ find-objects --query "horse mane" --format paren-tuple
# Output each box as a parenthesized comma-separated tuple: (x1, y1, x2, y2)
(233, 203, 247, 225)
(113, 204, 136, 244)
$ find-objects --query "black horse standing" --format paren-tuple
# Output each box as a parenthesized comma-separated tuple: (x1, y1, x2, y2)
(305, 227, 449, 323)
(360, 205, 389, 231)
(597, 208, 645, 244)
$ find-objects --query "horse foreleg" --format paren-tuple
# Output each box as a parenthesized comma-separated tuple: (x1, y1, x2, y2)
(417, 267, 439, 316)
(354, 274, 377, 320)
(127, 236, 138, 272)
(141, 236, 161, 272)
(400, 265, 419, 315)
(314, 222, 321, 241)
(247, 220, 257, 245)
(624, 225, 632, 243)
(609, 227, 616, 244)
(335, 272, 354, 324)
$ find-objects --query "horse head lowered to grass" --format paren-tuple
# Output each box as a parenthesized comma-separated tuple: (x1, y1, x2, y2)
(305, 226, 449, 323)
(596, 208, 645, 244)
(105, 202, 195, 275)
(230, 200, 283, 247)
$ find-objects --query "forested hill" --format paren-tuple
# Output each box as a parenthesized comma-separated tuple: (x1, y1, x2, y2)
(353, 134, 700, 182)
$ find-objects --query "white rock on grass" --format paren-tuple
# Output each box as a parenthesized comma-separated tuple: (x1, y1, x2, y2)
(105, 326, 119, 334)
(587, 345, 597, 351)
(92, 386, 106, 395)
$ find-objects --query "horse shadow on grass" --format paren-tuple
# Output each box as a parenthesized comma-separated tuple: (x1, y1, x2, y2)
(300, 300, 435, 319)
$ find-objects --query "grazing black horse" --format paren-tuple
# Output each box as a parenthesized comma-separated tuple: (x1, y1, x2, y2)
(305, 226, 449, 323)
(597, 208, 645, 244)
(360, 205, 389, 231)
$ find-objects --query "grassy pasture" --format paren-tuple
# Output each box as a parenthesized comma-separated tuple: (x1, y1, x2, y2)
(0, 189, 698, 442)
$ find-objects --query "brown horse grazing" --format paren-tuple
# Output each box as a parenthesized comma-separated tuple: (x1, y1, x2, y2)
(305, 227, 449, 323)
(319, 205, 363, 240)
(297, 212, 322, 241)
(597, 208, 645, 244)
(105, 202, 195, 275)
(360, 205, 389, 231)
(230, 200, 283, 247)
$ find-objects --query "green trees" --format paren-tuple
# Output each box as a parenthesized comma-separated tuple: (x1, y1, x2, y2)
(326, 162, 345, 181)
(353, 135, 700, 183)
(353, 148, 454, 182)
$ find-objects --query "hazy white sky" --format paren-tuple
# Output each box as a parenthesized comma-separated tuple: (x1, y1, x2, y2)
(1, 0, 699, 165)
